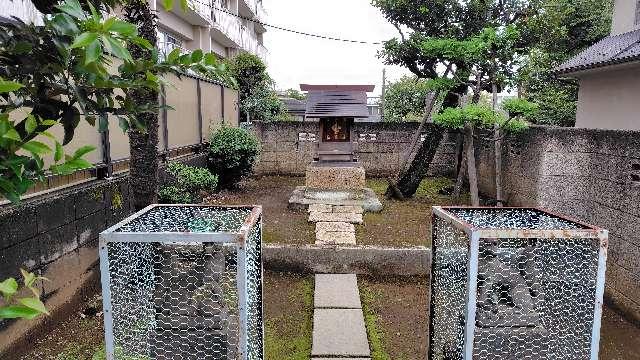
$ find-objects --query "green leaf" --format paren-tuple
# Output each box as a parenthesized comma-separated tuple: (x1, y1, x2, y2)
(85, 39, 102, 64)
(0, 278, 18, 300)
(0, 79, 24, 93)
(18, 297, 49, 315)
(71, 32, 98, 49)
(162, 0, 175, 11)
(0, 178, 19, 203)
(72, 145, 96, 159)
(25, 115, 37, 134)
(167, 48, 181, 63)
(54, 142, 64, 162)
(102, 35, 132, 62)
(65, 158, 93, 170)
(22, 141, 52, 156)
(107, 20, 137, 36)
(0, 305, 41, 319)
(3, 128, 21, 142)
(118, 117, 130, 132)
(191, 49, 203, 63)
(21, 269, 36, 288)
(203, 53, 217, 66)
(55, 0, 86, 20)
(130, 36, 152, 50)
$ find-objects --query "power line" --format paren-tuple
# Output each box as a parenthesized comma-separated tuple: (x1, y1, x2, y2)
(189, 0, 384, 45)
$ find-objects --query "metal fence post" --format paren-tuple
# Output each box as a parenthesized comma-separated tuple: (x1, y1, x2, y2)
(196, 78, 204, 147)
(160, 84, 169, 161)
(98, 113, 113, 179)
(463, 231, 480, 360)
(221, 84, 225, 125)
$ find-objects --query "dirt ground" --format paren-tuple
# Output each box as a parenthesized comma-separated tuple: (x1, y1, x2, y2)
(204, 176, 315, 245)
(204, 175, 469, 247)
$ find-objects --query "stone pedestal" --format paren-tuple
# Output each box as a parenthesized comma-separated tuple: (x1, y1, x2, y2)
(288, 161, 382, 212)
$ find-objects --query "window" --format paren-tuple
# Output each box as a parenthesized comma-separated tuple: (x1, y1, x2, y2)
(157, 30, 183, 59)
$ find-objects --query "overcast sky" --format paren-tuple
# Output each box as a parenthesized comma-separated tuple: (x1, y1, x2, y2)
(263, 0, 412, 97)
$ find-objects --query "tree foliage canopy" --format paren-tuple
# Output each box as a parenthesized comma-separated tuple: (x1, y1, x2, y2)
(226, 53, 284, 122)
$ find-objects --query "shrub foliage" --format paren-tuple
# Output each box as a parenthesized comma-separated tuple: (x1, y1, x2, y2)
(159, 162, 218, 203)
(208, 126, 260, 189)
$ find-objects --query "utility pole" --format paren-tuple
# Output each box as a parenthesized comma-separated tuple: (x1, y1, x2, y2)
(380, 68, 386, 120)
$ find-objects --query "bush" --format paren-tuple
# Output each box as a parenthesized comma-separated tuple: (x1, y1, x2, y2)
(158, 186, 193, 204)
(208, 126, 260, 189)
(159, 162, 218, 203)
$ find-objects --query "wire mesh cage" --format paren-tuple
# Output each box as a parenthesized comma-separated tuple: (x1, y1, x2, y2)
(429, 207, 608, 360)
(99, 204, 263, 360)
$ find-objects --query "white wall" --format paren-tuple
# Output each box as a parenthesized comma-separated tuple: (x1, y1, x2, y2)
(612, 0, 640, 35)
(575, 64, 640, 130)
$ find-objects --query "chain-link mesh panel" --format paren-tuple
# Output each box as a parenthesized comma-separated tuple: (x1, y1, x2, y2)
(116, 207, 251, 233)
(430, 208, 605, 360)
(106, 242, 240, 360)
(245, 220, 263, 360)
(429, 217, 469, 360)
(474, 237, 599, 359)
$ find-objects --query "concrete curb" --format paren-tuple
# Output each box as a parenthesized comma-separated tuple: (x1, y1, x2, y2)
(263, 244, 431, 276)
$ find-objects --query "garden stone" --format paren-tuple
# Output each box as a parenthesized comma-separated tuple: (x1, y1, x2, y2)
(311, 309, 370, 357)
(315, 231, 356, 245)
(308, 204, 333, 213)
(314, 274, 361, 309)
(332, 205, 364, 214)
(308, 212, 363, 224)
(315, 222, 355, 233)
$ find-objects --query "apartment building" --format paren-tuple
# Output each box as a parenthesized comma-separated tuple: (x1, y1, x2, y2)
(155, 0, 268, 61)
(0, 0, 268, 62)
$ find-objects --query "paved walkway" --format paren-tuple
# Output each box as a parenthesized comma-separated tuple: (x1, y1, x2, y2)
(308, 205, 371, 358)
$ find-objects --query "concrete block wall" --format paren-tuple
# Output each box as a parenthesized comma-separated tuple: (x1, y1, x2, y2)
(475, 126, 640, 323)
(251, 121, 457, 177)
(0, 152, 208, 354)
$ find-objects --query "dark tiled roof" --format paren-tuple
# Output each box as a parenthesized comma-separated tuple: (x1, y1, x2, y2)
(305, 91, 369, 118)
(300, 84, 375, 92)
(281, 98, 306, 116)
(555, 29, 640, 75)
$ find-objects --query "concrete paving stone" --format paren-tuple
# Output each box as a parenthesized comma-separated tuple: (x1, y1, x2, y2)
(308, 212, 363, 224)
(332, 205, 364, 214)
(314, 274, 361, 309)
(315, 231, 356, 245)
(308, 204, 333, 213)
(311, 309, 370, 357)
(315, 221, 355, 233)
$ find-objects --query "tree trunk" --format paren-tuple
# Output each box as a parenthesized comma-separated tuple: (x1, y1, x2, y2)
(465, 123, 479, 206)
(124, 0, 160, 210)
(491, 81, 503, 207)
(388, 125, 445, 198)
(453, 136, 467, 200)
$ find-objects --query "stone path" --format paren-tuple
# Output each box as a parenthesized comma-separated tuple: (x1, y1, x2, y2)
(308, 204, 363, 245)
(308, 206, 371, 358)
(311, 274, 370, 359)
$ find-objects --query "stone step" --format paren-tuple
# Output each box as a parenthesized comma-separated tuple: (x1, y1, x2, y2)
(309, 204, 334, 213)
(333, 205, 364, 214)
(315, 231, 356, 245)
(316, 221, 355, 233)
(314, 274, 361, 309)
(311, 308, 371, 358)
(309, 211, 363, 224)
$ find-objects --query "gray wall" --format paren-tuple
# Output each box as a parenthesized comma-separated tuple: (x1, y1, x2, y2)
(251, 121, 458, 177)
(0, 153, 207, 354)
(574, 64, 640, 130)
(476, 126, 640, 322)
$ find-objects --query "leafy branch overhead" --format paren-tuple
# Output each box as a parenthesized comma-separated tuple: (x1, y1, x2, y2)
(0, 0, 237, 203)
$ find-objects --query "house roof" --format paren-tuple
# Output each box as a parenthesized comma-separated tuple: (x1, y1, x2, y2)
(555, 29, 640, 76)
(300, 84, 375, 92)
(281, 97, 307, 116)
(305, 90, 370, 118)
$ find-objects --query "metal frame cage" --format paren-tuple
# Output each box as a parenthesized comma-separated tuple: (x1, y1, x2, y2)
(429, 206, 608, 360)
(99, 204, 263, 360)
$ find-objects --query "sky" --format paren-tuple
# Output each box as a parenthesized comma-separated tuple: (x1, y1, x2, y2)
(263, 0, 412, 97)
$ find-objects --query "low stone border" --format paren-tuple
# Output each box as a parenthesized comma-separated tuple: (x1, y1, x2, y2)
(263, 244, 431, 276)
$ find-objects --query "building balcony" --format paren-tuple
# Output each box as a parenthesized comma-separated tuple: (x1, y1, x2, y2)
(237, 24, 268, 60)
(238, 0, 256, 18)
(255, 2, 267, 33)
(210, 8, 242, 47)
(165, 0, 212, 27)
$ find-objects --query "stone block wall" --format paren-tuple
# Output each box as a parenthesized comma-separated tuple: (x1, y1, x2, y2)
(0, 152, 207, 354)
(475, 126, 640, 323)
(251, 121, 457, 177)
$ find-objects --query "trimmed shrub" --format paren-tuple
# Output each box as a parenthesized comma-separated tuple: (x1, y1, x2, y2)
(208, 126, 260, 189)
(158, 186, 193, 204)
(159, 162, 218, 203)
